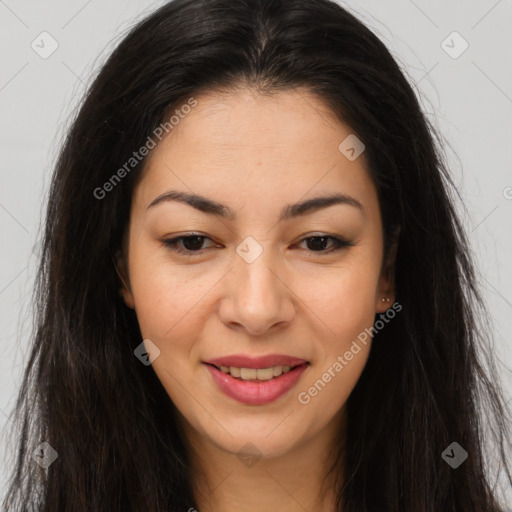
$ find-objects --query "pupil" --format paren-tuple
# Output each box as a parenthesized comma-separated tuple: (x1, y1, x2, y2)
(184, 236, 204, 251)
(307, 237, 328, 251)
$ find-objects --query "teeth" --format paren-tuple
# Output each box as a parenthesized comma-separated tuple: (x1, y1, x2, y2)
(240, 367, 257, 380)
(217, 364, 297, 380)
(253, 367, 274, 380)
(273, 366, 282, 377)
(230, 366, 241, 378)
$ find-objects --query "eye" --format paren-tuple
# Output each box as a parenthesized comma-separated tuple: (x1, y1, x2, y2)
(162, 234, 219, 255)
(296, 235, 353, 253)
(162, 233, 352, 256)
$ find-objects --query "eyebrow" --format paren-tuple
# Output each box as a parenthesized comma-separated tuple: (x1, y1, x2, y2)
(147, 189, 365, 221)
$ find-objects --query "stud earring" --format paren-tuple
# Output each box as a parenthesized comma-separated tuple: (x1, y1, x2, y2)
(381, 298, 391, 302)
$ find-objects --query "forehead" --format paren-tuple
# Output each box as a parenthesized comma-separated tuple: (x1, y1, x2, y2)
(133, 88, 379, 222)
(156, 88, 347, 160)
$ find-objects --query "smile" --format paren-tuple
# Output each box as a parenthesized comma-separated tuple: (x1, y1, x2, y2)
(213, 364, 297, 381)
(203, 360, 310, 405)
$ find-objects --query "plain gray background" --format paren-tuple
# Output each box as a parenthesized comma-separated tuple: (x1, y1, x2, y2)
(1, 0, 511, 505)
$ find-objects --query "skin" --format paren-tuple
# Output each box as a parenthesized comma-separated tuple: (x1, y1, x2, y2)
(117, 87, 396, 512)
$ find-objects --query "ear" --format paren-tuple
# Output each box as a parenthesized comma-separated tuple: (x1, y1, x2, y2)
(376, 226, 400, 313)
(115, 250, 135, 309)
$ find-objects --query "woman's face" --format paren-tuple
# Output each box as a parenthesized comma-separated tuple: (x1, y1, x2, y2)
(118, 88, 394, 459)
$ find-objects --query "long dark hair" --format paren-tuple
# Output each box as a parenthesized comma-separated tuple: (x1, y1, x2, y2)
(2, 0, 511, 510)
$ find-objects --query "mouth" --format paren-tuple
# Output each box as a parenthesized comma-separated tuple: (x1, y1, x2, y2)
(203, 358, 310, 405)
(204, 362, 306, 382)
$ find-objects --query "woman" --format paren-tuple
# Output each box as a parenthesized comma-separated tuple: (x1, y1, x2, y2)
(2, 0, 511, 510)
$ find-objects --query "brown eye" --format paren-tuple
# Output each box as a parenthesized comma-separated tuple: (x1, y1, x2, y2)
(163, 235, 218, 254)
(299, 235, 352, 253)
(162, 233, 352, 257)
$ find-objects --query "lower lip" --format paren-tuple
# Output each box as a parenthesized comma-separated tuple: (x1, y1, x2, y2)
(204, 363, 309, 405)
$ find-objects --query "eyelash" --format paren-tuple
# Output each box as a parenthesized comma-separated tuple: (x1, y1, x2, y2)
(162, 233, 353, 256)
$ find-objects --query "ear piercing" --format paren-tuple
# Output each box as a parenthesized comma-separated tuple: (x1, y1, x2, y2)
(381, 298, 391, 302)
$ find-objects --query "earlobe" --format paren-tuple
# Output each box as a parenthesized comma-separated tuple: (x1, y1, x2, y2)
(376, 292, 394, 313)
(376, 261, 396, 311)
(114, 251, 135, 309)
(376, 226, 400, 313)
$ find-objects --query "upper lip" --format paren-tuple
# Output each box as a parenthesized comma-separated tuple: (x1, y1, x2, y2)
(203, 354, 309, 369)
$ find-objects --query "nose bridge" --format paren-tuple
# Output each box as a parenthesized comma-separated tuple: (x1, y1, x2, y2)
(236, 237, 282, 304)
(219, 235, 295, 334)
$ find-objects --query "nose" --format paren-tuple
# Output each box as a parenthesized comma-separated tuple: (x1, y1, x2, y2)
(218, 247, 296, 336)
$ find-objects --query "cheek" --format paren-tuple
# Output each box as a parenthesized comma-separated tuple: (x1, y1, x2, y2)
(296, 273, 376, 416)
(127, 243, 210, 339)
(293, 257, 381, 341)
(297, 342, 370, 426)
(294, 256, 379, 410)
